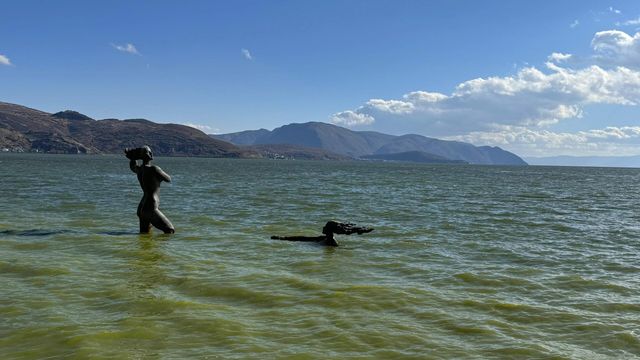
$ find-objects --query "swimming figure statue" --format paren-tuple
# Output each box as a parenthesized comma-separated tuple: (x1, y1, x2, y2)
(125, 146, 175, 234)
(271, 221, 373, 246)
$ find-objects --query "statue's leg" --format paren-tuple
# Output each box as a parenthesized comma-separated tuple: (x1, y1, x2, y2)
(151, 210, 175, 234)
(139, 218, 151, 233)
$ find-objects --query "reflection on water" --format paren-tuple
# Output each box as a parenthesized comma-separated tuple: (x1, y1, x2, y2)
(0, 229, 147, 237)
(0, 229, 74, 237)
(129, 235, 167, 295)
(101, 230, 142, 236)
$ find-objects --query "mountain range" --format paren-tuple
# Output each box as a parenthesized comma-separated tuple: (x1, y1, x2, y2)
(0, 101, 527, 165)
(213, 122, 527, 165)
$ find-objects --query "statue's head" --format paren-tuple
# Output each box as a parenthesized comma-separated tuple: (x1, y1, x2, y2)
(322, 221, 339, 235)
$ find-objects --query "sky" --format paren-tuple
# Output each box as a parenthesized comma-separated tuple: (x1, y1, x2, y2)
(1, 0, 640, 157)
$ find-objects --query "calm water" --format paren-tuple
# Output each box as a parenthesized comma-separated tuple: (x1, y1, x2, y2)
(1, 154, 639, 359)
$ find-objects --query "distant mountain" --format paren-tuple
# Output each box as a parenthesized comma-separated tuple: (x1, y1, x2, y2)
(0, 101, 250, 157)
(214, 122, 395, 158)
(214, 122, 527, 165)
(258, 122, 395, 157)
(526, 155, 640, 168)
(374, 134, 526, 165)
(215, 129, 271, 145)
(361, 151, 467, 164)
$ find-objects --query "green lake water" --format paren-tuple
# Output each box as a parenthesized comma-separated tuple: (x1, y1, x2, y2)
(1, 154, 639, 359)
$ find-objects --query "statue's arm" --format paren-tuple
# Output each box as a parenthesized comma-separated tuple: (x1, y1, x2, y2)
(155, 166, 171, 182)
(129, 160, 139, 173)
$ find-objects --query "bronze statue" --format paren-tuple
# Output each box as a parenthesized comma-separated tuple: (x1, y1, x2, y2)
(125, 146, 175, 234)
(271, 221, 373, 246)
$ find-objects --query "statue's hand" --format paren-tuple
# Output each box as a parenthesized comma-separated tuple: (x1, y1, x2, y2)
(124, 148, 137, 159)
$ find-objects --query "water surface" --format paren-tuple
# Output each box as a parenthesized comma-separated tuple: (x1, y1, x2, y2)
(1, 154, 639, 359)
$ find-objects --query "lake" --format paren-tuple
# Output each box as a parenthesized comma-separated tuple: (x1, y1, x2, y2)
(1, 154, 639, 359)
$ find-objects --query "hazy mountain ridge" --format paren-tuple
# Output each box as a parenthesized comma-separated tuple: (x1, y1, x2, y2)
(256, 122, 396, 158)
(526, 155, 640, 168)
(214, 122, 527, 165)
(214, 129, 271, 145)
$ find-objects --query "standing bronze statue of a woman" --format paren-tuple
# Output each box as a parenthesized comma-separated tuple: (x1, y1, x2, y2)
(125, 146, 175, 234)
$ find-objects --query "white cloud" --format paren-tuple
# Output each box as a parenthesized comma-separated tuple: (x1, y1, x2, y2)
(609, 6, 621, 15)
(333, 63, 640, 136)
(241, 48, 253, 60)
(617, 17, 640, 26)
(547, 52, 573, 63)
(366, 98, 416, 114)
(570, 19, 580, 28)
(592, 30, 640, 68)
(182, 123, 216, 133)
(449, 126, 640, 157)
(330, 110, 374, 126)
(0, 54, 11, 66)
(111, 43, 140, 55)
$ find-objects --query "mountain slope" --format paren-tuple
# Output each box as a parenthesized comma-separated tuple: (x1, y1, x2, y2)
(375, 134, 527, 165)
(214, 129, 271, 145)
(0, 102, 96, 153)
(256, 122, 396, 157)
(214, 122, 527, 165)
(0, 101, 249, 157)
(477, 146, 528, 166)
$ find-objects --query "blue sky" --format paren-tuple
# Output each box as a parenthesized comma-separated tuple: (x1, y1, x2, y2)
(1, 0, 640, 156)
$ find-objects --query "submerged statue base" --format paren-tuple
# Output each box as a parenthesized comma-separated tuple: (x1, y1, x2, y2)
(271, 221, 373, 246)
(125, 146, 175, 234)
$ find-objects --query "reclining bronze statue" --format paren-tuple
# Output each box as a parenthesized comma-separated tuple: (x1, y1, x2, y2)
(271, 221, 373, 246)
(125, 146, 175, 234)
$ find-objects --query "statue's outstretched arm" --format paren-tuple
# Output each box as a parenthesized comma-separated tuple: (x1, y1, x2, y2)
(155, 166, 171, 182)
